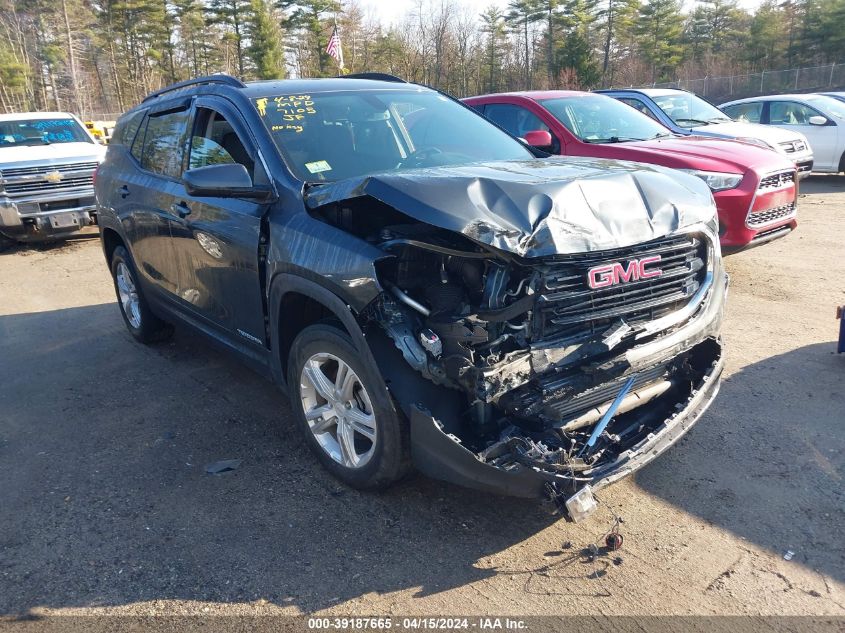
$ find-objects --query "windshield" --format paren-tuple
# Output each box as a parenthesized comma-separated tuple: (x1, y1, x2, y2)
(253, 89, 533, 182)
(650, 93, 732, 127)
(0, 117, 92, 146)
(806, 95, 845, 120)
(540, 95, 672, 143)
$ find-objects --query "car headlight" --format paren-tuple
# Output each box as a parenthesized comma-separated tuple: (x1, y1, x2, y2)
(736, 136, 775, 151)
(679, 169, 743, 192)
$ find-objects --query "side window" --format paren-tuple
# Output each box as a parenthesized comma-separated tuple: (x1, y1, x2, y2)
(130, 116, 148, 163)
(620, 98, 658, 120)
(769, 101, 821, 125)
(484, 103, 550, 138)
(141, 109, 189, 178)
(723, 102, 762, 123)
(188, 108, 255, 180)
(111, 110, 144, 147)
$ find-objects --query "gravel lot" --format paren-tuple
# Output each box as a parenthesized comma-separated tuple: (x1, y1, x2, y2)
(1, 176, 843, 618)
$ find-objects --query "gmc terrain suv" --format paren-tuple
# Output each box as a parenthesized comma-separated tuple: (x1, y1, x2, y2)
(0, 112, 105, 242)
(96, 74, 727, 520)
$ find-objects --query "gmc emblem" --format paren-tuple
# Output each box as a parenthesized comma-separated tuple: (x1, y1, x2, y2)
(587, 255, 663, 289)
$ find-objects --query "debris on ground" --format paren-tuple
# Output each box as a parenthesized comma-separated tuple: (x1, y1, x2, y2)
(205, 459, 242, 474)
(605, 532, 624, 551)
(783, 550, 795, 561)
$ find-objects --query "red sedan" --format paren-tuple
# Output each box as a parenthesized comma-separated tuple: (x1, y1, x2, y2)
(464, 91, 798, 252)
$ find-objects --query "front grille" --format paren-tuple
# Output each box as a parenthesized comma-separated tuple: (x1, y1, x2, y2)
(511, 360, 674, 421)
(4, 176, 94, 195)
(0, 162, 98, 179)
(531, 233, 708, 342)
(748, 203, 796, 228)
(758, 170, 795, 190)
(0, 162, 97, 197)
(778, 140, 807, 154)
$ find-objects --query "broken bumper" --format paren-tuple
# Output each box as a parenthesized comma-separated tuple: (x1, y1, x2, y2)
(408, 272, 728, 502)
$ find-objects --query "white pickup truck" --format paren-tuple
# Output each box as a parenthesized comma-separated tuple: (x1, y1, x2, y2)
(0, 112, 106, 242)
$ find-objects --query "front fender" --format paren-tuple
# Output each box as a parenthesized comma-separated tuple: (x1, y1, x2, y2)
(268, 272, 381, 392)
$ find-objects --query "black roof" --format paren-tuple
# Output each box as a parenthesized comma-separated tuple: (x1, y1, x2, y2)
(125, 73, 428, 117)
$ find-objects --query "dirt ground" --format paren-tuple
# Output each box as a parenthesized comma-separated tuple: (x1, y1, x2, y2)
(1, 176, 843, 619)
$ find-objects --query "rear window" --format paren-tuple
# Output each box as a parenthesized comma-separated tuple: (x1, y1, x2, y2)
(139, 110, 190, 178)
(111, 111, 145, 147)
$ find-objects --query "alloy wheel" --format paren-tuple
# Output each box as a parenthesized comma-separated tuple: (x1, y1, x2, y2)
(299, 352, 377, 469)
(116, 261, 142, 329)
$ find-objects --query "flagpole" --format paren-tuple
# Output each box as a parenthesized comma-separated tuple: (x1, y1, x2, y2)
(326, 2, 345, 74)
(336, 2, 344, 72)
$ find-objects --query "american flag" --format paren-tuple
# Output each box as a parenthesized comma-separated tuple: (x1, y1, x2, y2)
(326, 25, 344, 69)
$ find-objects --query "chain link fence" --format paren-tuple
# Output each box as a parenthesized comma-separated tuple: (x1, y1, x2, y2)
(628, 63, 845, 103)
(82, 112, 123, 121)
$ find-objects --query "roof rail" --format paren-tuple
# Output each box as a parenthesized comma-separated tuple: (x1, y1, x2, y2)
(337, 72, 407, 83)
(143, 74, 246, 103)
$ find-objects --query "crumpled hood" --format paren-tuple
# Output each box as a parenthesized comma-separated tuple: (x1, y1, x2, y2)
(305, 157, 716, 258)
(0, 142, 105, 166)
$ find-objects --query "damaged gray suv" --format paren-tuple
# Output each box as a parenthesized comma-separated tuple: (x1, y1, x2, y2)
(96, 73, 727, 520)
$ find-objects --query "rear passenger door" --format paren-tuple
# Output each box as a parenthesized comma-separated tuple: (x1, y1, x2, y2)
(119, 101, 191, 301)
(168, 98, 271, 348)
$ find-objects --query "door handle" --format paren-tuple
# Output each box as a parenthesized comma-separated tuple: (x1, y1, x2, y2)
(119, 185, 130, 199)
(171, 201, 191, 218)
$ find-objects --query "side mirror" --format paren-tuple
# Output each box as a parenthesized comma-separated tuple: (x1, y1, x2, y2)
(523, 130, 554, 149)
(808, 115, 828, 126)
(182, 163, 269, 199)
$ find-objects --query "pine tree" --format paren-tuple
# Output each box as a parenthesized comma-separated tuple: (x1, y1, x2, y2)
(635, 0, 684, 82)
(480, 5, 507, 92)
(208, 0, 251, 77)
(278, 0, 340, 77)
(558, 0, 600, 87)
(505, 0, 543, 89)
(248, 0, 284, 78)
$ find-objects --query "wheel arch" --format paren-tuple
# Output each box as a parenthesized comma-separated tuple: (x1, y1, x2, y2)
(101, 226, 126, 266)
(269, 273, 375, 390)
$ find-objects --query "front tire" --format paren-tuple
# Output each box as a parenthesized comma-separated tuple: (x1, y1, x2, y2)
(110, 245, 172, 344)
(288, 324, 409, 490)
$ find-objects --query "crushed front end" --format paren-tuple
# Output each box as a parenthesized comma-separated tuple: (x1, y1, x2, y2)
(360, 221, 725, 518)
(306, 160, 727, 519)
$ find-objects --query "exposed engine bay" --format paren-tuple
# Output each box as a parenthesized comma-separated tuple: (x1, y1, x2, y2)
(310, 193, 725, 511)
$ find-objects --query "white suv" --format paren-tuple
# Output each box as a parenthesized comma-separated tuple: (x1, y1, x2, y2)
(721, 94, 845, 174)
(0, 112, 106, 242)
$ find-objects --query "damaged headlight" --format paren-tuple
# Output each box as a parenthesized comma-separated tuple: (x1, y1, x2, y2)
(679, 169, 743, 192)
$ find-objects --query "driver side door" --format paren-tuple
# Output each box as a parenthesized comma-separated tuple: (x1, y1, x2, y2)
(168, 98, 272, 351)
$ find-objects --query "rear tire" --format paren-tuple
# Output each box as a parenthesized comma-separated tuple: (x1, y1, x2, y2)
(0, 233, 15, 253)
(110, 245, 172, 344)
(288, 323, 410, 490)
